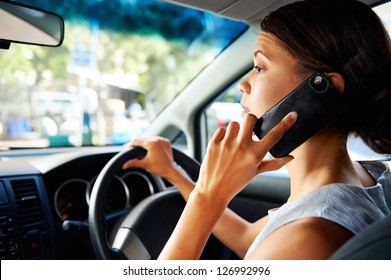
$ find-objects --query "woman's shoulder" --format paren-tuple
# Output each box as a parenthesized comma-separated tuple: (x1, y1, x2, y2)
(357, 160, 391, 209)
(261, 171, 390, 237)
(245, 161, 391, 258)
(308, 160, 391, 211)
(245, 216, 353, 260)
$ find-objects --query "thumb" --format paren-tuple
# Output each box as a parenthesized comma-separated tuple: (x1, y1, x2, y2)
(256, 156, 294, 173)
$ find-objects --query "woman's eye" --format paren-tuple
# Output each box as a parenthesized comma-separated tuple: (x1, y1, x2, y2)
(253, 65, 264, 73)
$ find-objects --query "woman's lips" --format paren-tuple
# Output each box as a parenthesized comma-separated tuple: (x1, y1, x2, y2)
(241, 104, 250, 117)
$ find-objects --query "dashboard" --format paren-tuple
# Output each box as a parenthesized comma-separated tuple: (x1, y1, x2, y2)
(0, 146, 168, 259)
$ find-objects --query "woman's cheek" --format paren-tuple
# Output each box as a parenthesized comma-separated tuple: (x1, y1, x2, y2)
(250, 87, 278, 118)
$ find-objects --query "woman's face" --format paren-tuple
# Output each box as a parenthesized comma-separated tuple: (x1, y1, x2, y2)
(239, 31, 307, 118)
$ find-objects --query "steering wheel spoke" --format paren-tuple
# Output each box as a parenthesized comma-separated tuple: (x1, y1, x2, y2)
(111, 228, 151, 259)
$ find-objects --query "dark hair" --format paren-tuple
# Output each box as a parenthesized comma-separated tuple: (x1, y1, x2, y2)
(261, 0, 391, 154)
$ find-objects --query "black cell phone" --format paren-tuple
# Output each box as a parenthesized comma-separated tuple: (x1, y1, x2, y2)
(253, 73, 347, 158)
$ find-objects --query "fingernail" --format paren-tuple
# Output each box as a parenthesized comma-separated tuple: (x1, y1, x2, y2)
(290, 111, 298, 121)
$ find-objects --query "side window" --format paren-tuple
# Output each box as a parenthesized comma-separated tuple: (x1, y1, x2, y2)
(205, 83, 243, 140)
(172, 131, 188, 153)
(374, 2, 390, 32)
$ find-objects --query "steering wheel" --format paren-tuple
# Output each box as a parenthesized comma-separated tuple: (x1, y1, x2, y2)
(88, 146, 200, 259)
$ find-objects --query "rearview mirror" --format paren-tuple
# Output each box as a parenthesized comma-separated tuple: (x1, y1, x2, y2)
(0, 0, 64, 48)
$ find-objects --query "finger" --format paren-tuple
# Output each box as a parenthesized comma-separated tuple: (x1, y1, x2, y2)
(210, 127, 226, 144)
(238, 113, 258, 140)
(257, 155, 294, 173)
(258, 111, 297, 153)
(128, 137, 147, 148)
(122, 158, 145, 170)
(225, 121, 240, 139)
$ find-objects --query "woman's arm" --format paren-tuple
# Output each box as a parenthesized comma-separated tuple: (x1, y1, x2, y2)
(157, 113, 297, 259)
(123, 138, 264, 258)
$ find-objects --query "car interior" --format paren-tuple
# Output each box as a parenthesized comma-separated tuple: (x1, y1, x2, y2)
(0, 0, 390, 260)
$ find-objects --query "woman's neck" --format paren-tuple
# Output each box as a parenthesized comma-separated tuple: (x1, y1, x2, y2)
(285, 127, 368, 202)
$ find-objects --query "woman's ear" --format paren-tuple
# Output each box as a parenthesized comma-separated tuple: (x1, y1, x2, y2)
(326, 72, 345, 94)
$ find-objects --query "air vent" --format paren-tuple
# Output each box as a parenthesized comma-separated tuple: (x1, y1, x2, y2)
(11, 178, 44, 227)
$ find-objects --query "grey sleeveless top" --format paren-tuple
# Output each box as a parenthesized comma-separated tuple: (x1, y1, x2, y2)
(246, 161, 391, 257)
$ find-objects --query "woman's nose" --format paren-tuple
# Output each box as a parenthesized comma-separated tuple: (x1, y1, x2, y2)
(238, 75, 251, 95)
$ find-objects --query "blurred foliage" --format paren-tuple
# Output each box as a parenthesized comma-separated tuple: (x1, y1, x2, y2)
(16, 0, 204, 42)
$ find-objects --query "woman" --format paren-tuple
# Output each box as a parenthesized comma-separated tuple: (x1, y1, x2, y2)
(123, 0, 391, 259)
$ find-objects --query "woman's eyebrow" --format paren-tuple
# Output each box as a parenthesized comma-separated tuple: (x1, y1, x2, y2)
(253, 50, 270, 60)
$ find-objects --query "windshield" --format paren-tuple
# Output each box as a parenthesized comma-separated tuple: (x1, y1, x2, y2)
(0, 0, 246, 149)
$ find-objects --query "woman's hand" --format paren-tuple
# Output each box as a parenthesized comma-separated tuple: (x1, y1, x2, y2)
(194, 112, 297, 205)
(158, 112, 297, 259)
(122, 137, 196, 198)
(122, 136, 175, 179)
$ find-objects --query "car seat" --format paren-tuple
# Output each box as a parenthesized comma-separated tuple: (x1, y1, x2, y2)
(329, 215, 391, 259)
